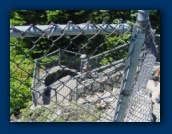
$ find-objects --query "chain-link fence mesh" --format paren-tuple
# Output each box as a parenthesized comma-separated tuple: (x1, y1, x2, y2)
(10, 11, 160, 122)
(124, 24, 159, 122)
(10, 21, 131, 122)
(155, 35, 160, 62)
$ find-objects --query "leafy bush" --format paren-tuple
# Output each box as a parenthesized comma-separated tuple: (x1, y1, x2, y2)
(10, 45, 33, 112)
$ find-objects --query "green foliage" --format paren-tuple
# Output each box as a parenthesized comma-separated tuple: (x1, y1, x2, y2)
(149, 10, 160, 33)
(38, 53, 59, 70)
(105, 34, 131, 49)
(41, 55, 58, 64)
(10, 10, 47, 25)
(98, 33, 130, 66)
(100, 56, 112, 66)
(10, 11, 26, 26)
(46, 10, 69, 23)
(20, 106, 64, 122)
(10, 44, 33, 112)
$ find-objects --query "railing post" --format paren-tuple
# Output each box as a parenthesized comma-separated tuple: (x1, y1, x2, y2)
(75, 78, 78, 102)
(114, 10, 151, 122)
(96, 57, 98, 69)
(31, 59, 39, 107)
(58, 48, 61, 66)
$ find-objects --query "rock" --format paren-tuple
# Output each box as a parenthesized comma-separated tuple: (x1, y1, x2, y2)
(42, 66, 78, 86)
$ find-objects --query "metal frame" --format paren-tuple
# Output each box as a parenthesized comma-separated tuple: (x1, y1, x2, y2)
(10, 23, 131, 37)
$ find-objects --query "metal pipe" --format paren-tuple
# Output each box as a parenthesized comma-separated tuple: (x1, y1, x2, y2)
(62, 49, 80, 55)
(74, 58, 125, 79)
(115, 10, 151, 122)
(37, 48, 60, 61)
(10, 23, 131, 37)
(58, 48, 61, 66)
(89, 43, 129, 60)
(31, 59, 39, 106)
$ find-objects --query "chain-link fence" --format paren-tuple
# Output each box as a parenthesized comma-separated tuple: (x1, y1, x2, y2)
(155, 34, 160, 62)
(10, 10, 160, 122)
(123, 27, 158, 122)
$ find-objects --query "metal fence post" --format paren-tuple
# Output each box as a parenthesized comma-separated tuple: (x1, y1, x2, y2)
(96, 57, 98, 69)
(115, 10, 150, 122)
(75, 78, 78, 102)
(31, 59, 39, 107)
(58, 48, 61, 66)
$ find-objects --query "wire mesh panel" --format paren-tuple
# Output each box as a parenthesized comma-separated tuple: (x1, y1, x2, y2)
(124, 23, 158, 122)
(10, 21, 132, 122)
(155, 34, 160, 62)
